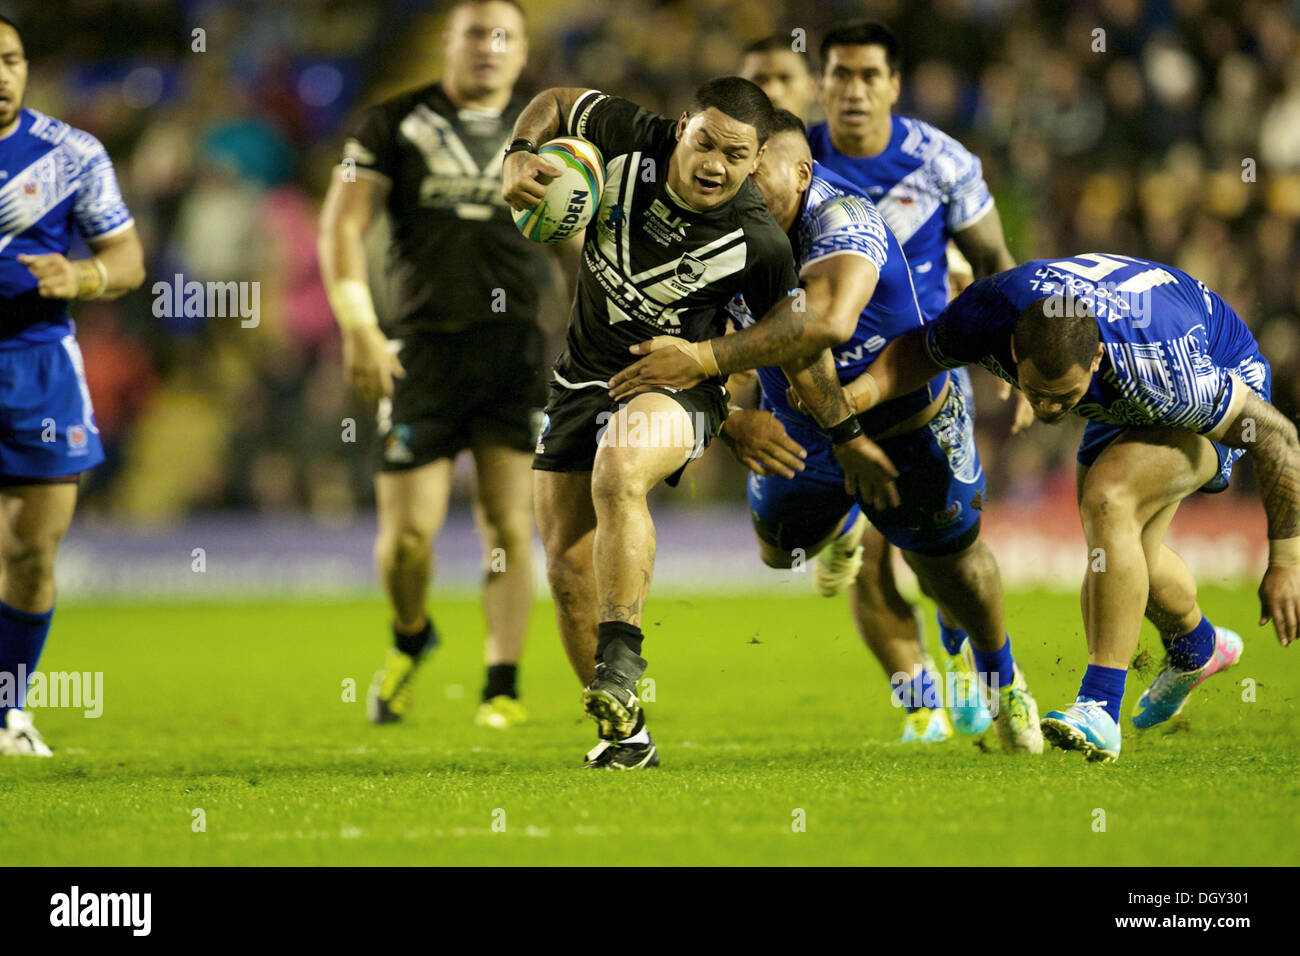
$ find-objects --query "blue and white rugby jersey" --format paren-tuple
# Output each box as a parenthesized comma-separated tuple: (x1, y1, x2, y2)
(0, 108, 134, 348)
(923, 254, 1269, 435)
(730, 162, 946, 435)
(808, 115, 994, 322)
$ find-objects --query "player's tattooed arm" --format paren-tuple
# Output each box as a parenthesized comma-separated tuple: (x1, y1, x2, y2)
(710, 256, 879, 377)
(1215, 390, 1300, 644)
(781, 349, 855, 428)
(1216, 391, 1300, 539)
(607, 291, 825, 401)
(502, 88, 593, 211)
(784, 349, 900, 510)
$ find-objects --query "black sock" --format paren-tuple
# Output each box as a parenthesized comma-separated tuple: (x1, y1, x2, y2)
(394, 618, 437, 658)
(596, 621, 644, 662)
(483, 663, 518, 701)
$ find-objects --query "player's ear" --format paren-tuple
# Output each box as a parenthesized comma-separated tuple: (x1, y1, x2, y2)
(1090, 344, 1104, 372)
(888, 71, 901, 107)
(751, 142, 766, 174)
(797, 158, 813, 191)
(676, 112, 689, 141)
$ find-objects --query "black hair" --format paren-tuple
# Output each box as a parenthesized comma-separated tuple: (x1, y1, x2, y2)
(1013, 297, 1102, 379)
(819, 20, 900, 75)
(448, 0, 527, 23)
(743, 34, 808, 65)
(689, 76, 775, 145)
(769, 108, 808, 139)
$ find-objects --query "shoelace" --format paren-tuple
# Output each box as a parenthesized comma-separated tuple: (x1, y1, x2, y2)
(1072, 698, 1110, 716)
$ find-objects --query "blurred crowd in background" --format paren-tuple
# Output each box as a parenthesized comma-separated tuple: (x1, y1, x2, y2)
(6, 0, 1298, 524)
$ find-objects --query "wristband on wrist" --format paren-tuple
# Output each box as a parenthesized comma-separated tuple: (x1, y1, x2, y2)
(825, 413, 864, 445)
(76, 258, 108, 299)
(327, 278, 379, 330)
(1269, 537, 1300, 567)
(698, 339, 721, 378)
(504, 137, 537, 160)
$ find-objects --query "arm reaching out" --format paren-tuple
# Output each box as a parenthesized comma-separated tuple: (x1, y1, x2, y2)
(1214, 389, 1300, 645)
(608, 255, 878, 400)
(843, 328, 950, 414)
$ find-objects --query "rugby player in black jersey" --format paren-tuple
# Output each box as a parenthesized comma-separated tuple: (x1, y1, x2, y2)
(320, 0, 564, 730)
(503, 78, 895, 768)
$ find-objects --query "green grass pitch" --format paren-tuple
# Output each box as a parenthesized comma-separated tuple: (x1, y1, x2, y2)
(2, 585, 1296, 866)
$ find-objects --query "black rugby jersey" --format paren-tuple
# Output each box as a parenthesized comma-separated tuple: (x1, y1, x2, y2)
(554, 91, 798, 384)
(343, 82, 546, 335)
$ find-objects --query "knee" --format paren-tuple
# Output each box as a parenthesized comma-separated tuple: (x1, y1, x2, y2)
(1, 535, 60, 592)
(759, 540, 796, 569)
(590, 452, 649, 508)
(376, 525, 433, 569)
(478, 504, 534, 556)
(909, 540, 995, 591)
(1078, 477, 1140, 534)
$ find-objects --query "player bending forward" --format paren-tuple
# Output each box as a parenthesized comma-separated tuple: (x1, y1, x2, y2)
(848, 254, 1299, 761)
(503, 78, 888, 769)
(611, 112, 1044, 753)
(0, 14, 145, 755)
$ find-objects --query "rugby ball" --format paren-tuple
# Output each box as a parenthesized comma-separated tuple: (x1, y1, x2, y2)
(512, 137, 605, 243)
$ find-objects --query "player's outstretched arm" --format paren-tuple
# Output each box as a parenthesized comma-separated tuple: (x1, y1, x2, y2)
(712, 256, 878, 373)
(1215, 390, 1300, 645)
(608, 258, 876, 401)
(502, 88, 592, 211)
(843, 328, 949, 415)
(18, 225, 144, 301)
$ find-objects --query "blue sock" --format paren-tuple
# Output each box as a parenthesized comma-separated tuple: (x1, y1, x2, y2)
(0, 600, 54, 716)
(892, 667, 941, 713)
(841, 504, 863, 538)
(936, 610, 968, 656)
(1166, 615, 1215, 671)
(971, 635, 1015, 693)
(1078, 664, 1127, 723)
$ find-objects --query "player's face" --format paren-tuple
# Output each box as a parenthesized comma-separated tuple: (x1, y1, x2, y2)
(820, 45, 899, 139)
(670, 108, 762, 211)
(740, 50, 815, 118)
(0, 26, 27, 132)
(442, 1, 527, 97)
(749, 132, 812, 230)
(1016, 358, 1095, 424)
